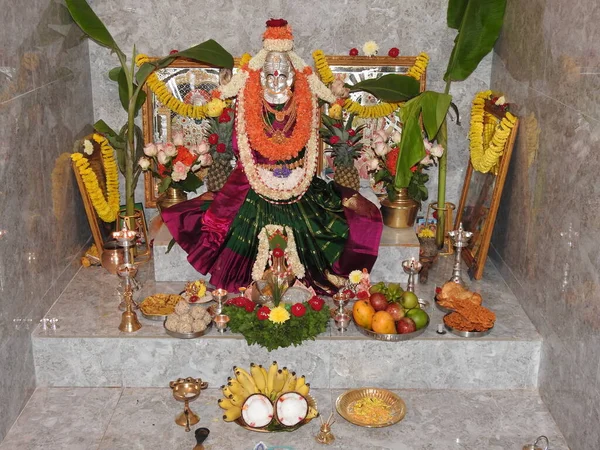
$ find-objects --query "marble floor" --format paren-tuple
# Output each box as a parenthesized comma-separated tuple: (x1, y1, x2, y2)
(0, 387, 569, 450)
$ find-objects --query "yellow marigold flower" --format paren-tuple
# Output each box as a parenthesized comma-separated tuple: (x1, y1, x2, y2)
(349, 270, 362, 284)
(329, 103, 342, 119)
(268, 306, 290, 324)
(206, 98, 226, 117)
(80, 257, 91, 268)
(418, 228, 435, 238)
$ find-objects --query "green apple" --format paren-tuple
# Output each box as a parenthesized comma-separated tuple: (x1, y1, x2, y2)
(400, 291, 419, 309)
(406, 308, 429, 330)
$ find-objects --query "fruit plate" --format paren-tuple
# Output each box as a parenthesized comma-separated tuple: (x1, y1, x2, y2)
(443, 313, 493, 338)
(353, 316, 429, 341)
(336, 387, 406, 428)
(234, 394, 318, 433)
(163, 319, 212, 339)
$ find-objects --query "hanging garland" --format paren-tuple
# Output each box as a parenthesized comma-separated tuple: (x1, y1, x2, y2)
(469, 90, 517, 174)
(312, 51, 429, 119)
(71, 134, 120, 223)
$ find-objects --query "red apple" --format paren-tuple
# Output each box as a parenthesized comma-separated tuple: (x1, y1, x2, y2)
(386, 303, 405, 321)
(369, 292, 388, 312)
(396, 317, 416, 334)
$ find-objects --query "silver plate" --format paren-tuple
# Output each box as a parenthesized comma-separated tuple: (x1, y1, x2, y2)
(434, 295, 454, 314)
(141, 311, 167, 322)
(353, 316, 429, 341)
(163, 319, 212, 339)
(443, 314, 493, 338)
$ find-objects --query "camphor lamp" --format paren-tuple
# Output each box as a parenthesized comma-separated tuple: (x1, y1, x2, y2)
(212, 288, 228, 315)
(214, 314, 230, 333)
(402, 257, 423, 293)
(447, 222, 473, 287)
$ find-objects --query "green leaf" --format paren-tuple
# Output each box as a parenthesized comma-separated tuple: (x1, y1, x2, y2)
(395, 96, 426, 189)
(447, 0, 469, 29)
(65, 0, 120, 52)
(132, 89, 146, 118)
(166, 238, 177, 254)
(349, 74, 420, 102)
(444, 0, 507, 82)
(135, 62, 157, 85)
(108, 66, 122, 82)
(115, 67, 129, 112)
(420, 91, 452, 141)
(157, 40, 234, 70)
(158, 177, 172, 193)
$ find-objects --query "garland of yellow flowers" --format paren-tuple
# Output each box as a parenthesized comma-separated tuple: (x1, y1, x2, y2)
(312, 50, 429, 119)
(71, 134, 120, 222)
(469, 90, 517, 174)
(136, 53, 251, 119)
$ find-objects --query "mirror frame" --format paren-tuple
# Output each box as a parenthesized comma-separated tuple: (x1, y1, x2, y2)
(454, 100, 519, 279)
(318, 55, 427, 175)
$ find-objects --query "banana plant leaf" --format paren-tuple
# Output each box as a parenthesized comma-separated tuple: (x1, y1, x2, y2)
(65, 0, 120, 53)
(350, 74, 420, 103)
(444, 0, 507, 82)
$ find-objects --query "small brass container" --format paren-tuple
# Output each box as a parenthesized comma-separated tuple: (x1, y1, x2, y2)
(169, 377, 208, 432)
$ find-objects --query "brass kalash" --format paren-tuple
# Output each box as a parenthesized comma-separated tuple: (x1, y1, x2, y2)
(170, 377, 208, 432)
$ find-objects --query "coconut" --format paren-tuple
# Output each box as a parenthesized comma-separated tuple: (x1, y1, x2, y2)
(275, 392, 308, 427)
(241, 394, 273, 428)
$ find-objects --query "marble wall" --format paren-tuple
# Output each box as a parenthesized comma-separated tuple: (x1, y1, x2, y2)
(0, 0, 94, 442)
(88, 0, 491, 210)
(489, 1, 600, 449)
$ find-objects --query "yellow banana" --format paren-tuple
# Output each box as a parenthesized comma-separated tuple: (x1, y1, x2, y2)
(235, 368, 258, 395)
(259, 365, 268, 384)
(218, 397, 235, 410)
(222, 385, 234, 398)
(227, 380, 248, 398)
(295, 375, 306, 390)
(306, 406, 318, 420)
(250, 363, 267, 393)
(296, 383, 310, 397)
(272, 369, 286, 395)
(280, 373, 297, 394)
(281, 367, 290, 380)
(266, 361, 278, 395)
(228, 393, 245, 407)
(222, 405, 242, 422)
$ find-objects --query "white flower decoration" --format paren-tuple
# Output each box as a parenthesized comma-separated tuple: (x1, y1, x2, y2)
(83, 140, 94, 155)
(362, 41, 379, 57)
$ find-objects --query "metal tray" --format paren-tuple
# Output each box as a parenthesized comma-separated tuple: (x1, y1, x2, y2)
(353, 316, 429, 341)
(443, 313, 493, 338)
(163, 319, 212, 339)
(336, 388, 406, 428)
(141, 311, 167, 322)
(434, 295, 455, 314)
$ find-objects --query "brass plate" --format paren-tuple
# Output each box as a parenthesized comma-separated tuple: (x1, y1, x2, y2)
(336, 388, 406, 428)
(234, 394, 317, 433)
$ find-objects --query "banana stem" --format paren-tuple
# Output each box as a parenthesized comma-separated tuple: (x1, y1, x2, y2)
(435, 80, 452, 248)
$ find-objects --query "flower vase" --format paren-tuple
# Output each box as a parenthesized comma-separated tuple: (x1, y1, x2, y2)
(156, 187, 187, 212)
(380, 188, 418, 228)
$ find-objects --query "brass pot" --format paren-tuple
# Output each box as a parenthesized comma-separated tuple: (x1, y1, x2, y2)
(101, 241, 125, 275)
(157, 187, 188, 212)
(380, 188, 418, 228)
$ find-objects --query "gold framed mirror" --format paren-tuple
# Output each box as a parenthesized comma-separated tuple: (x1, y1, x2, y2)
(317, 55, 427, 178)
(454, 98, 519, 279)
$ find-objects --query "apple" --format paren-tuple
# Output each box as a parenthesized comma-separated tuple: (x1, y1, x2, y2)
(385, 303, 405, 321)
(400, 291, 419, 309)
(396, 317, 417, 334)
(369, 292, 388, 312)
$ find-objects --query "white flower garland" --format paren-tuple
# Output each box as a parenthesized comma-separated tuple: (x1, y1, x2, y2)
(252, 224, 306, 281)
(219, 70, 249, 99)
(307, 72, 336, 103)
(264, 39, 293, 52)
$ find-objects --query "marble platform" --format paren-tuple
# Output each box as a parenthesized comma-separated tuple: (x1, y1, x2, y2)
(0, 387, 569, 450)
(153, 224, 420, 282)
(32, 256, 541, 390)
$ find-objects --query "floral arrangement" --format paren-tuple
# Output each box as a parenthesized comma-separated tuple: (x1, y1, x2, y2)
(252, 225, 305, 282)
(71, 134, 120, 223)
(363, 123, 443, 204)
(206, 106, 236, 163)
(139, 132, 208, 193)
(222, 294, 329, 351)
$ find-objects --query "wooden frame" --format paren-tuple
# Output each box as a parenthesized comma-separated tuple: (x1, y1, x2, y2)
(454, 100, 519, 279)
(318, 55, 427, 176)
(141, 58, 241, 207)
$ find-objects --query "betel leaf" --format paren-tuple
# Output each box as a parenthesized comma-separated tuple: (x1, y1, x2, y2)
(350, 74, 420, 103)
(157, 40, 234, 70)
(420, 91, 452, 141)
(65, 0, 120, 52)
(444, 0, 507, 82)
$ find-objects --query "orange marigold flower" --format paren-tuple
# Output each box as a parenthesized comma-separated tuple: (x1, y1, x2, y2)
(386, 148, 399, 175)
(173, 146, 196, 166)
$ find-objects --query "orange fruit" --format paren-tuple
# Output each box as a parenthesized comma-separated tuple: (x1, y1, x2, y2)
(352, 300, 376, 330)
(371, 311, 397, 334)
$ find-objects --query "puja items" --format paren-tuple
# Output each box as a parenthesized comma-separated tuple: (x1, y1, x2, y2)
(315, 413, 335, 445)
(437, 282, 495, 336)
(218, 362, 318, 432)
(447, 222, 473, 287)
(169, 377, 208, 432)
(335, 388, 406, 428)
(164, 300, 212, 339)
(139, 293, 183, 320)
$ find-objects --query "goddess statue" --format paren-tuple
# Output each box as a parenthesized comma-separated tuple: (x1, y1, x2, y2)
(161, 19, 383, 294)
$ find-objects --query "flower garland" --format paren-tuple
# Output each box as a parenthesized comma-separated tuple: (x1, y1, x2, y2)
(252, 225, 306, 281)
(312, 51, 429, 119)
(244, 68, 312, 161)
(71, 134, 120, 222)
(469, 90, 517, 174)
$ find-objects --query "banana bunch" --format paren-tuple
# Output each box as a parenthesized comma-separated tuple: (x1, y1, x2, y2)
(218, 361, 315, 422)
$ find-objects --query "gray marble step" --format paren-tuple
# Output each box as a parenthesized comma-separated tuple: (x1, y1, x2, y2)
(32, 257, 542, 390)
(0, 387, 569, 450)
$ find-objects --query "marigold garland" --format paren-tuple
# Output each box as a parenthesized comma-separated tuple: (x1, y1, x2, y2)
(71, 134, 120, 223)
(312, 50, 429, 119)
(469, 90, 517, 174)
(244, 68, 312, 161)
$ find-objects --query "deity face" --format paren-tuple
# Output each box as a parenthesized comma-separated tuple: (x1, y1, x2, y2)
(260, 51, 294, 104)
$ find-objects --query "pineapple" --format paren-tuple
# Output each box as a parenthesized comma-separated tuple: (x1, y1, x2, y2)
(206, 156, 232, 192)
(332, 144, 361, 191)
